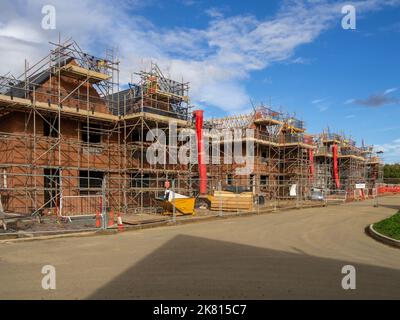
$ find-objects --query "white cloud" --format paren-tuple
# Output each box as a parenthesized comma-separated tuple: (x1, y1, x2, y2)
(0, 20, 44, 44)
(205, 7, 225, 19)
(345, 99, 355, 104)
(0, 0, 399, 114)
(375, 138, 400, 163)
(384, 87, 398, 95)
(288, 57, 311, 64)
(311, 98, 329, 112)
(317, 105, 329, 112)
(195, 81, 249, 110)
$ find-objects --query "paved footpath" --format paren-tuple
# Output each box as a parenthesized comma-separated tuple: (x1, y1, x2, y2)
(0, 196, 399, 299)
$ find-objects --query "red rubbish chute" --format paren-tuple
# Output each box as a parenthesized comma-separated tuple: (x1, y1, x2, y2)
(332, 144, 340, 189)
(193, 110, 207, 195)
(309, 149, 314, 182)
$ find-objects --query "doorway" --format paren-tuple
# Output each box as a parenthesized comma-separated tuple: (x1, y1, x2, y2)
(44, 168, 60, 208)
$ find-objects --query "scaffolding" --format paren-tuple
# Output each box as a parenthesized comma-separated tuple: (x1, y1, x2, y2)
(312, 130, 384, 200)
(0, 39, 194, 219)
(314, 134, 334, 191)
(203, 105, 315, 207)
(0, 39, 384, 228)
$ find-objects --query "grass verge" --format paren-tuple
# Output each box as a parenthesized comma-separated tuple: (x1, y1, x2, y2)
(373, 211, 400, 240)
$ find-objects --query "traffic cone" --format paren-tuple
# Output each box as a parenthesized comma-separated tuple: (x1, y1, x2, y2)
(95, 210, 101, 228)
(117, 212, 124, 232)
(108, 208, 115, 227)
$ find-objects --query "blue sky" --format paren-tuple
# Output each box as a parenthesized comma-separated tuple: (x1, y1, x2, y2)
(0, 0, 399, 162)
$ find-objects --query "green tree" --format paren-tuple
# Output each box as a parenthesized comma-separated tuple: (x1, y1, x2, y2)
(384, 164, 400, 180)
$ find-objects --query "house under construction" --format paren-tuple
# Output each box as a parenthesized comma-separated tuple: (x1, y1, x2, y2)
(204, 107, 314, 205)
(0, 40, 195, 217)
(0, 40, 383, 220)
(314, 131, 383, 200)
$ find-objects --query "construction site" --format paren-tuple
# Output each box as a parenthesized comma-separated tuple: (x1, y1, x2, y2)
(0, 40, 390, 234)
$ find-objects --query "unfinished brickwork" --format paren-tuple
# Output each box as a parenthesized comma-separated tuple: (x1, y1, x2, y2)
(0, 40, 194, 217)
(0, 40, 383, 218)
(314, 131, 383, 200)
(204, 107, 316, 206)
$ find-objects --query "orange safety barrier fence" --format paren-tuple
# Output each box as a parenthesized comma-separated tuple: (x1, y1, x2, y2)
(377, 185, 400, 194)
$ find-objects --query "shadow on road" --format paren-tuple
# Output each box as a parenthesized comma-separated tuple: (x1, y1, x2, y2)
(88, 235, 400, 299)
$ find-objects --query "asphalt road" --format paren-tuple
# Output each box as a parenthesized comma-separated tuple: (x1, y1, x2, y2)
(0, 196, 399, 299)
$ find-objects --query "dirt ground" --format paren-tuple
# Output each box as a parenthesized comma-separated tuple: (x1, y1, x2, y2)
(0, 196, 399, 299)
